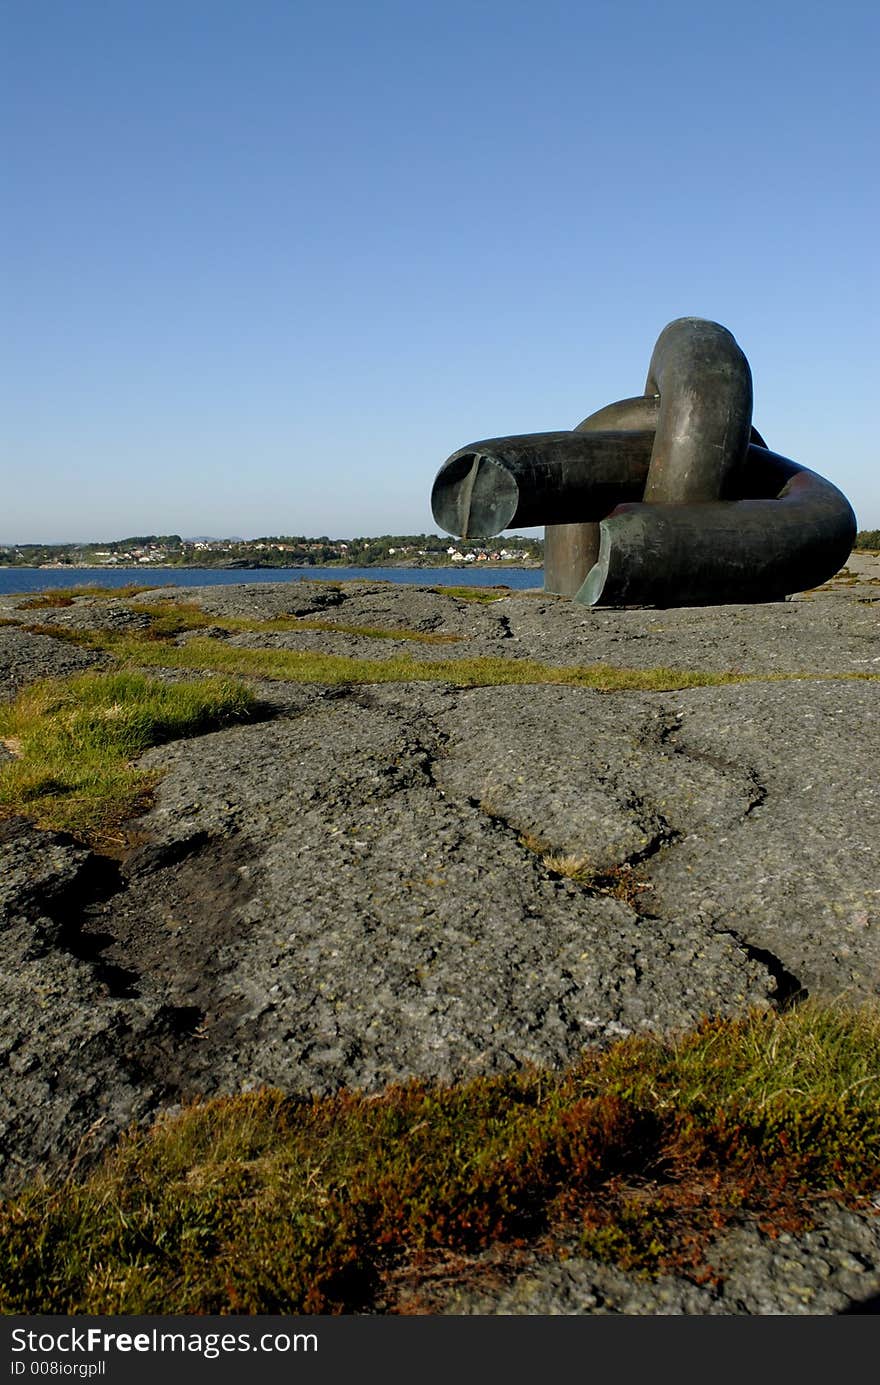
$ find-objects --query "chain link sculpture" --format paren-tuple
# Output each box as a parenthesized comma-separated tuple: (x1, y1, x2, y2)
(431, 318, 856, 606)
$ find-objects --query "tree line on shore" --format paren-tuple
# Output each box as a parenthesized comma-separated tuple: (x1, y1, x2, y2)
(3, 529, 877, 570)
(0, 532, 545, 569)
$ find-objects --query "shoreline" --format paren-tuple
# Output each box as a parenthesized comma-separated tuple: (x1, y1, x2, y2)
(0, 560, 543, 573)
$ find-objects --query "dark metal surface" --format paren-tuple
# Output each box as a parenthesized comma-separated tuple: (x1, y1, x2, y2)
(431, 430, 653, 536)
(430, 317, 856, 606)
(577, 449, 857, 606)
(641, 317, 752, 503)
(545, 396, 658, 596)
(543, 521, 601, 598)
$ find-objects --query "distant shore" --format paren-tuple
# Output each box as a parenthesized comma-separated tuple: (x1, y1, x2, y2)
(0, 559, 543, 573)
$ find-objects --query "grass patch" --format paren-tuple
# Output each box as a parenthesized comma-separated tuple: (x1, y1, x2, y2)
(106, 638, 755, 691)
(20, 622, 112, 646)
(25, 598, 466, 646)
(540, 851, 649, 908)
(17, 592, 78, 609)
(13, 597, 880, 692)
(1, 1002, 877, 1313)
(510, 834, 654, 909)
(129, 600, 220, 639)
(18, 584, 163, 608)
(130, 601, 463, 645)
(111, 640, 880, 692)
(87, 583, 168, 598)
(0, 671, 259, 850)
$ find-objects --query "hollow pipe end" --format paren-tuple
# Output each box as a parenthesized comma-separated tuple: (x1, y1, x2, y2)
(573, 524, 612, 607)
(431, 450, 519, 539)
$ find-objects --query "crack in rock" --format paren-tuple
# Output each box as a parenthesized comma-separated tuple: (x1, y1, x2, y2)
(710, 926, 808, 1009)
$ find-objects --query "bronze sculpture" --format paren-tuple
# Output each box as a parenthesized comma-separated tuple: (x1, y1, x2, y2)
(431, 318, 856, 606)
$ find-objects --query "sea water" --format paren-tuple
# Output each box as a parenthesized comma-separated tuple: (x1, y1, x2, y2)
(0, 566, 544, 597)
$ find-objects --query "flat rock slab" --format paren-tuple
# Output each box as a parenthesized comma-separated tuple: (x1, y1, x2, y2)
(0, 625, 105, 696)
(1, 559, 878, 1311)
(436, 679, 880, 998)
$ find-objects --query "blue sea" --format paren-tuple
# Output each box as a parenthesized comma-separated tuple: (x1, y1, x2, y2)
(0, 566, 544, 597)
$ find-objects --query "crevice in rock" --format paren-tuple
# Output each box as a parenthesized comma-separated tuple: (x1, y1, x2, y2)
(465, 782, 678, 917)
(344, 689, 452, 791)
(55, 925, 142, 998)
(742, 769, 768, 819)
(14, 842, 142, 997)
(406, 730, 451, 791)
(713, 927, 807, 1009)
(122, 830, 213, 878)
(650, 706, 770, 823)
(619, 792, 681, 866)
(839, 1291, 880, 1314)
(631, 950, 644, 987)
(52, 903, 141, 998)
(652, 712, 684, 749)
(314, 684, 354, 702)
(26, 846, 121, 933)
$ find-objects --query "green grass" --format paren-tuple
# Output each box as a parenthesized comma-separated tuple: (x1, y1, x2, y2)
(1, 1002, 877, 1314)
(531, 846, 649, 907)
(10, 597, 463, 647)
(14, 597, 880, 692)
(18, 584, 163, 607)
(8, 621, 100, 645)
(126, 600, 219, 638)
(6, 599, 879, 849)
(108, 638, 880, 692)
(0, 671, 259, 850)
(107, 637, 755, 691)
(130, 600, 463, 645)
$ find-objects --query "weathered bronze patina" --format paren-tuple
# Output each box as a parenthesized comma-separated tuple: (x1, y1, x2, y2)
(431, 317, 856, 606)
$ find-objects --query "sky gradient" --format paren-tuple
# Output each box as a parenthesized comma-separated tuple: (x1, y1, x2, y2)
(2, 0, 877, 543)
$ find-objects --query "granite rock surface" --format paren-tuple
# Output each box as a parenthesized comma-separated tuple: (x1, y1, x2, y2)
(1, 552, 878, 1312)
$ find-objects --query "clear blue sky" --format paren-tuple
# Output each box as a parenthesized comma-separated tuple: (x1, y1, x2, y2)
(2, 0, 877, 543)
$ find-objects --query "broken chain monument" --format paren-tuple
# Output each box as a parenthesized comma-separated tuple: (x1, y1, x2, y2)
(431, 317, 856, 605)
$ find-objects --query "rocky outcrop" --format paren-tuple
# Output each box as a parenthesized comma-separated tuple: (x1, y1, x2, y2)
(1, 553, 878, 1312)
